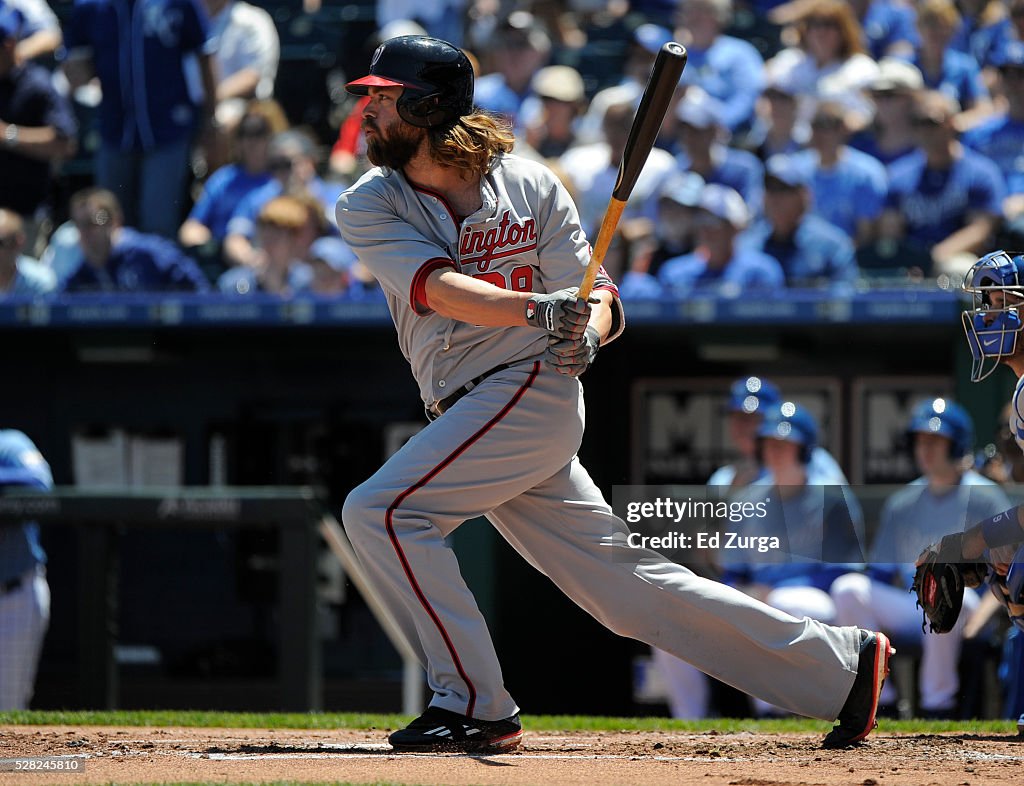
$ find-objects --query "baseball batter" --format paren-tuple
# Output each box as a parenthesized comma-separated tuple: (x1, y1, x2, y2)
(336, 34, 892, 753)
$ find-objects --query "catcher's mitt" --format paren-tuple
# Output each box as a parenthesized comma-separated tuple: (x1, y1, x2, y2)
(912, 534, 989, 634)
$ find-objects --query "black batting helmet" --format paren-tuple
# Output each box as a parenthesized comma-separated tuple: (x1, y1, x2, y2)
(346, 35, 474, 129)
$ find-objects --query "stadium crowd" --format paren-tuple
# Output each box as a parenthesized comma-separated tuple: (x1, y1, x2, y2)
(0, 0, 1023, 300)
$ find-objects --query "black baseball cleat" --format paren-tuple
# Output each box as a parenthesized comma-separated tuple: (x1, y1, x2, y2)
(1017, 713, 1023, 737)
(822, 630, 895, 749)
(388, 706, 523, 753)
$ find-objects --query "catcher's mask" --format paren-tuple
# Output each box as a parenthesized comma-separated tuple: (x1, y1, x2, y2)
(961, 250, 1024, 382)
(346, 35, 474, 129)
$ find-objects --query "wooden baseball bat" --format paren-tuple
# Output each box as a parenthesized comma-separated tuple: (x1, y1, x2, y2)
(579, 42, 688, 299)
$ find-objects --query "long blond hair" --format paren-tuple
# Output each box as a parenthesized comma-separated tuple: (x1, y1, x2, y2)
(428, 111, 516, 178)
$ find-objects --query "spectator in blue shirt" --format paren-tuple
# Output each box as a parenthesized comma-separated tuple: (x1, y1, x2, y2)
(948, 0, 1007, 65)
(674, 0, 766, 133)
(0, 428, 51, 710)
(881, 90, 1006, 273)
(738, 69, 809, 161)
(0, 4, 76, 241)
(659, 184, 785, 296)
(966, 42, 1024, 247)
(178, 106, 277, 253)
(222, 129, 342, 269)
(782, 100, 887, 244)
(62, 188, 210, 293)
(857, 0, 918, 59)
(473, 12, 551, 127)
(218, 194, 318, 296)
(849, 57, 924, 165)
(62, 0, 218, 239)
(741, 155, 859, 286)
(0, 208, 52, 297)
(674, 87, 766, 209)
(902, 0, 991, 118)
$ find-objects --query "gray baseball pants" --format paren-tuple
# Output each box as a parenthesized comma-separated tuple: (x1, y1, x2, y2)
(342, 360, 861, 721)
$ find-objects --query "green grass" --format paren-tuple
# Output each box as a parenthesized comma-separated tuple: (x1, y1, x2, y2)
(0, 710, 1017, 735)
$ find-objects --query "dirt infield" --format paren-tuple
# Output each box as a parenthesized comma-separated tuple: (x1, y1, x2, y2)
(1, 725, 1022, 786)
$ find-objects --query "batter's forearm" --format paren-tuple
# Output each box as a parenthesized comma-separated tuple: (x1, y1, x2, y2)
(425, 268, 531, 326)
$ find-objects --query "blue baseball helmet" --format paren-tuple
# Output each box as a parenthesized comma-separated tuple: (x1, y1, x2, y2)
(726, 376, 781, 415)
(907, 397, 974, 459)
(757, 401, 818, 463)
(961, 250, 1024, 382)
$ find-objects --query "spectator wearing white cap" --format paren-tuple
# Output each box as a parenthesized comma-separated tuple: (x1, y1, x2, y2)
(849, 57, 924, 165)
(674, 0, 766, 132)
(674, 87, 766, 209)
(658, 184, 785, 296)
(559, 98, 677, 240)
(521, 65, 586, 159)
(774, 100, 887, 245)
(738, 69, 810, 161)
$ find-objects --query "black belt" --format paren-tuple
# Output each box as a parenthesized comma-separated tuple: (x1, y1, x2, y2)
(0, 575, 24, 595)
(427, 364, 513, 421)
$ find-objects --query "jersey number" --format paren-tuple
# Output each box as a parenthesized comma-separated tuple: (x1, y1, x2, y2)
(474, 265, 534, 292)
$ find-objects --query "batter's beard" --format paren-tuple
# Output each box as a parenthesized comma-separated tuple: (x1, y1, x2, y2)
(365, 119, 426, 170)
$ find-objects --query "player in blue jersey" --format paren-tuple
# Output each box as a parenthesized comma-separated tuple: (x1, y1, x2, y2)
(832, 399, 1009, 717)
(0, 429, 51, 709)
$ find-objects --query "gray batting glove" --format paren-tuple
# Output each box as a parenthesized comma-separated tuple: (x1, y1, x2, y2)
(545, 326, 601, 377)
(525, 288, 598, 340)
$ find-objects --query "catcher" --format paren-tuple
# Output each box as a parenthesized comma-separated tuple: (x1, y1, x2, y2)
(915, 250, 1024, 728)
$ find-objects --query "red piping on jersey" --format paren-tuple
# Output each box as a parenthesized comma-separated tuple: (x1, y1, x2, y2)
(384, 360, 541, 719)
(410, 257, 457, 315)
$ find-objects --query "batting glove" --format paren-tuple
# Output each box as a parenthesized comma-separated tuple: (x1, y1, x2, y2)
(525, 288, 597, 340)
(545, 326, 601, 377)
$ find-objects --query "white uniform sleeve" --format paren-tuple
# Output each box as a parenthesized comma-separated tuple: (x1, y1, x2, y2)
(336, 181, 457, 315)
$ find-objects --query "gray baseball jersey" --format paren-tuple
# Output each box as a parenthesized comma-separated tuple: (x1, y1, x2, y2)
(337, 153, 866, 724)
(336, 153, 624, 409)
